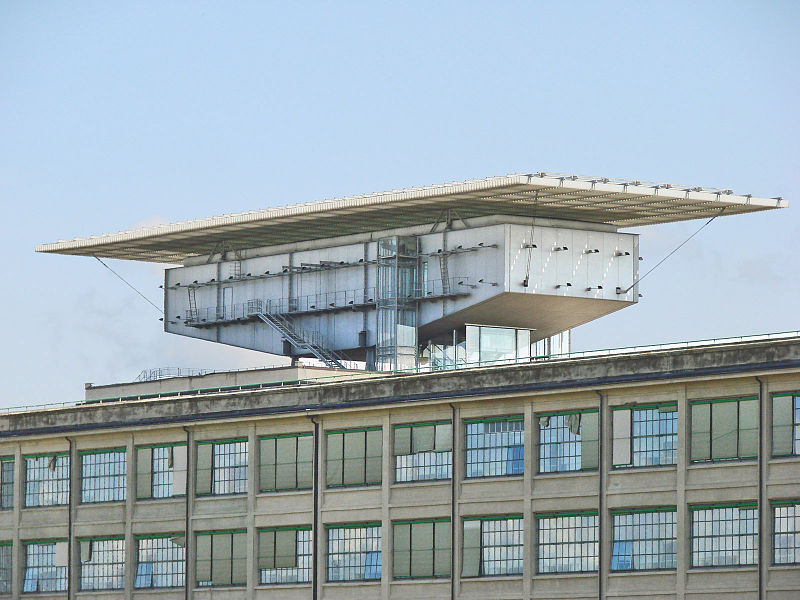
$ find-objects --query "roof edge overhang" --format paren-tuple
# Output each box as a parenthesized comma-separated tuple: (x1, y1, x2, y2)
(36, 172, 786, 264)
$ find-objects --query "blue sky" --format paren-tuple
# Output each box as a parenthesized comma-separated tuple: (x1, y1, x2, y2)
(1, 1, 798, 407)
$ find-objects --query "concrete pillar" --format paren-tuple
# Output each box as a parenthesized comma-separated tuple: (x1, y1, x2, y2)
(124, 434, 134, 599)
(381, 414, 391, 600)
(247, 424, 257, 599)
(522, 402, 533, 599)
(675, 384, 688, 600)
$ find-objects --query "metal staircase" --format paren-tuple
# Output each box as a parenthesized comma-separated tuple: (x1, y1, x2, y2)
(254, 312, 347, 369)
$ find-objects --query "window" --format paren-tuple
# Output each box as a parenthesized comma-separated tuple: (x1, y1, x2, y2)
(691, 504, 758, 567)
(611, 509, 677, 571)
(612, 405, 677, 468)
(196, 531, 247, 587)
(259, 433, 313, 492)
(538, 411, 599, 473)
(79, 538, 125, 590)
(81, 449, 127, 503)
(394, 422, 452, 482)
(393, 519, 450, 579)
(25, 454, 69, 507)
(0, 458, 12, 510)
(772, 393, 800, 456)
(462, 516, 523, 577)
(536, 512, 598, 573)
(23, 541, 68, 592)
(135, 535, 185, 588)
(690, 397, 758, 462)
(196, 439, 248, 496)
(136, 444, 187, 499)
(326, 428, 382, 488)
(0, 544, 10, 594)
(465, 417, 523, 478)
(773, 501, 800, 565)
(326, 523, 382, 582)
(258, 527, 312, 584)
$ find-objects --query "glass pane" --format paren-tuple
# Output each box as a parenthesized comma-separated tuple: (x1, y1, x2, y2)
(258, 531, 274, 570)
(712, 402, 738, 459)
(412, 426, 435, 453)
(772, 396, 794, 455)
(581, 412, 599, 469)
(259, 439, 276, 490)
(344, 432, 365, 459)
(434, 423, 452, 452)
(196, 536, 211, 582)
(136, 448, 152, 499)
(211, 534, 232, 586)
(231, 533, 247, 585)
(691, 404, 711, 461)
(394, 428, 411, 455)
(275, 530, 296, 569)
(343, 458, 365, 486)
(327, 433, 343, 459)
(738, 399, 758, 457)
(196, 444, 213, 494)
(411, 549, 433, 577)
(461, 521, 481, 577)
(412, 522, 433, 550)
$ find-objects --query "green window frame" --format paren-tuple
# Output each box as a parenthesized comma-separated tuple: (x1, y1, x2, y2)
(258, 526, 312, 584)
(0, 542, 10, 595)
(259, 433, 313, 492)
(196, 439, 248, 496)
(23, 539, 69, 593)
(80, 448, 127, 504)
(462, 515, 523, 577)
(610, 508, 677, 571)
(393, 422, 452, 483)
(464, 416, 524, 478)
(690, 397, 758, 462)
(326, 428, 382, 488)
(690, 503, 758, 567)
(536, 511, 598, 574)
(24, 453, 70, 507)
(538, 410, 599, 473)
(393, 519, 451, 579)
(78, 537, 125, 590)
(772, 393, 800, 457)
(134, 534, 186, 589)
(136, 443, 188, 500)
(326, 522, 382, 582)
(611, 404, 677, 468)
(772, 500, 800, 565)
(196, 530, 247, 587)
(0, 458, 13, 511)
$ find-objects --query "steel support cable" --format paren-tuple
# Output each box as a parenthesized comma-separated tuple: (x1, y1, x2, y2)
(94, 255, 164, 314)
(619, 207, 726, 294)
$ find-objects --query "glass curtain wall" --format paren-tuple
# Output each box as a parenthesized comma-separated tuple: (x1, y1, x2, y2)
(376, 236, 419, 371)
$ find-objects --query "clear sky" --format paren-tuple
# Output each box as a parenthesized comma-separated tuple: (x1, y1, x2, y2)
(1, 1, 798, 408)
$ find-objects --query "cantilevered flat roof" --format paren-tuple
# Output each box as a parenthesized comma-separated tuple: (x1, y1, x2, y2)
(36, 172, 786, 264)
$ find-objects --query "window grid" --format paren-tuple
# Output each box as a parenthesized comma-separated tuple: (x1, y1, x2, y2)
(151, 446, 176, 499)
(538, 411, 598, 473)
(81, 450, 127, 503)
(631, 407, 677, 467)
(691, 505, 758, 567)
(394, 422, 452, 483)
(25, 454, 70, 507)
(773, 502, 800, 565)
(464, 517, 523, 576)
(23, 542, 68, 593)
(465, 418, 523, 478)
(259, 434, 313, 492)
(537, 513, 598, 574)
(210, 441, 248, 495)
(326, 524, 382, 582)
(0, 544, 10, 595)
(611, 510, 677, 571)
(0, 459, 12, 510)
(135, 536, 186, 588)
(80, 538, 125, 590)
(691, 398, 758, 462)
(196, 530, 247, 587)
(326, 428, 382, 488)
(393, 519, 451, 579)
(259, 527, 312, 584)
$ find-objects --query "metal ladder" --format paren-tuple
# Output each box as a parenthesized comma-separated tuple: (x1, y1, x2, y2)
(254, 312, 347, 369)
(187, 288, 198, 322)
(438, 254, 450, 295)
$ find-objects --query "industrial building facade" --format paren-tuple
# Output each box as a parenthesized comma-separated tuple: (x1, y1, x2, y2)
(0, 336, 798, 599)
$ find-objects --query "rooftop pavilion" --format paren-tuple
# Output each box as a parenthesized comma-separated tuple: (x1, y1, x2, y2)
(36, 172, 786, 373)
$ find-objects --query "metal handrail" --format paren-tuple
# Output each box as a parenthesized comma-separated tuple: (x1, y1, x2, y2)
(3, 329, 799, 415)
